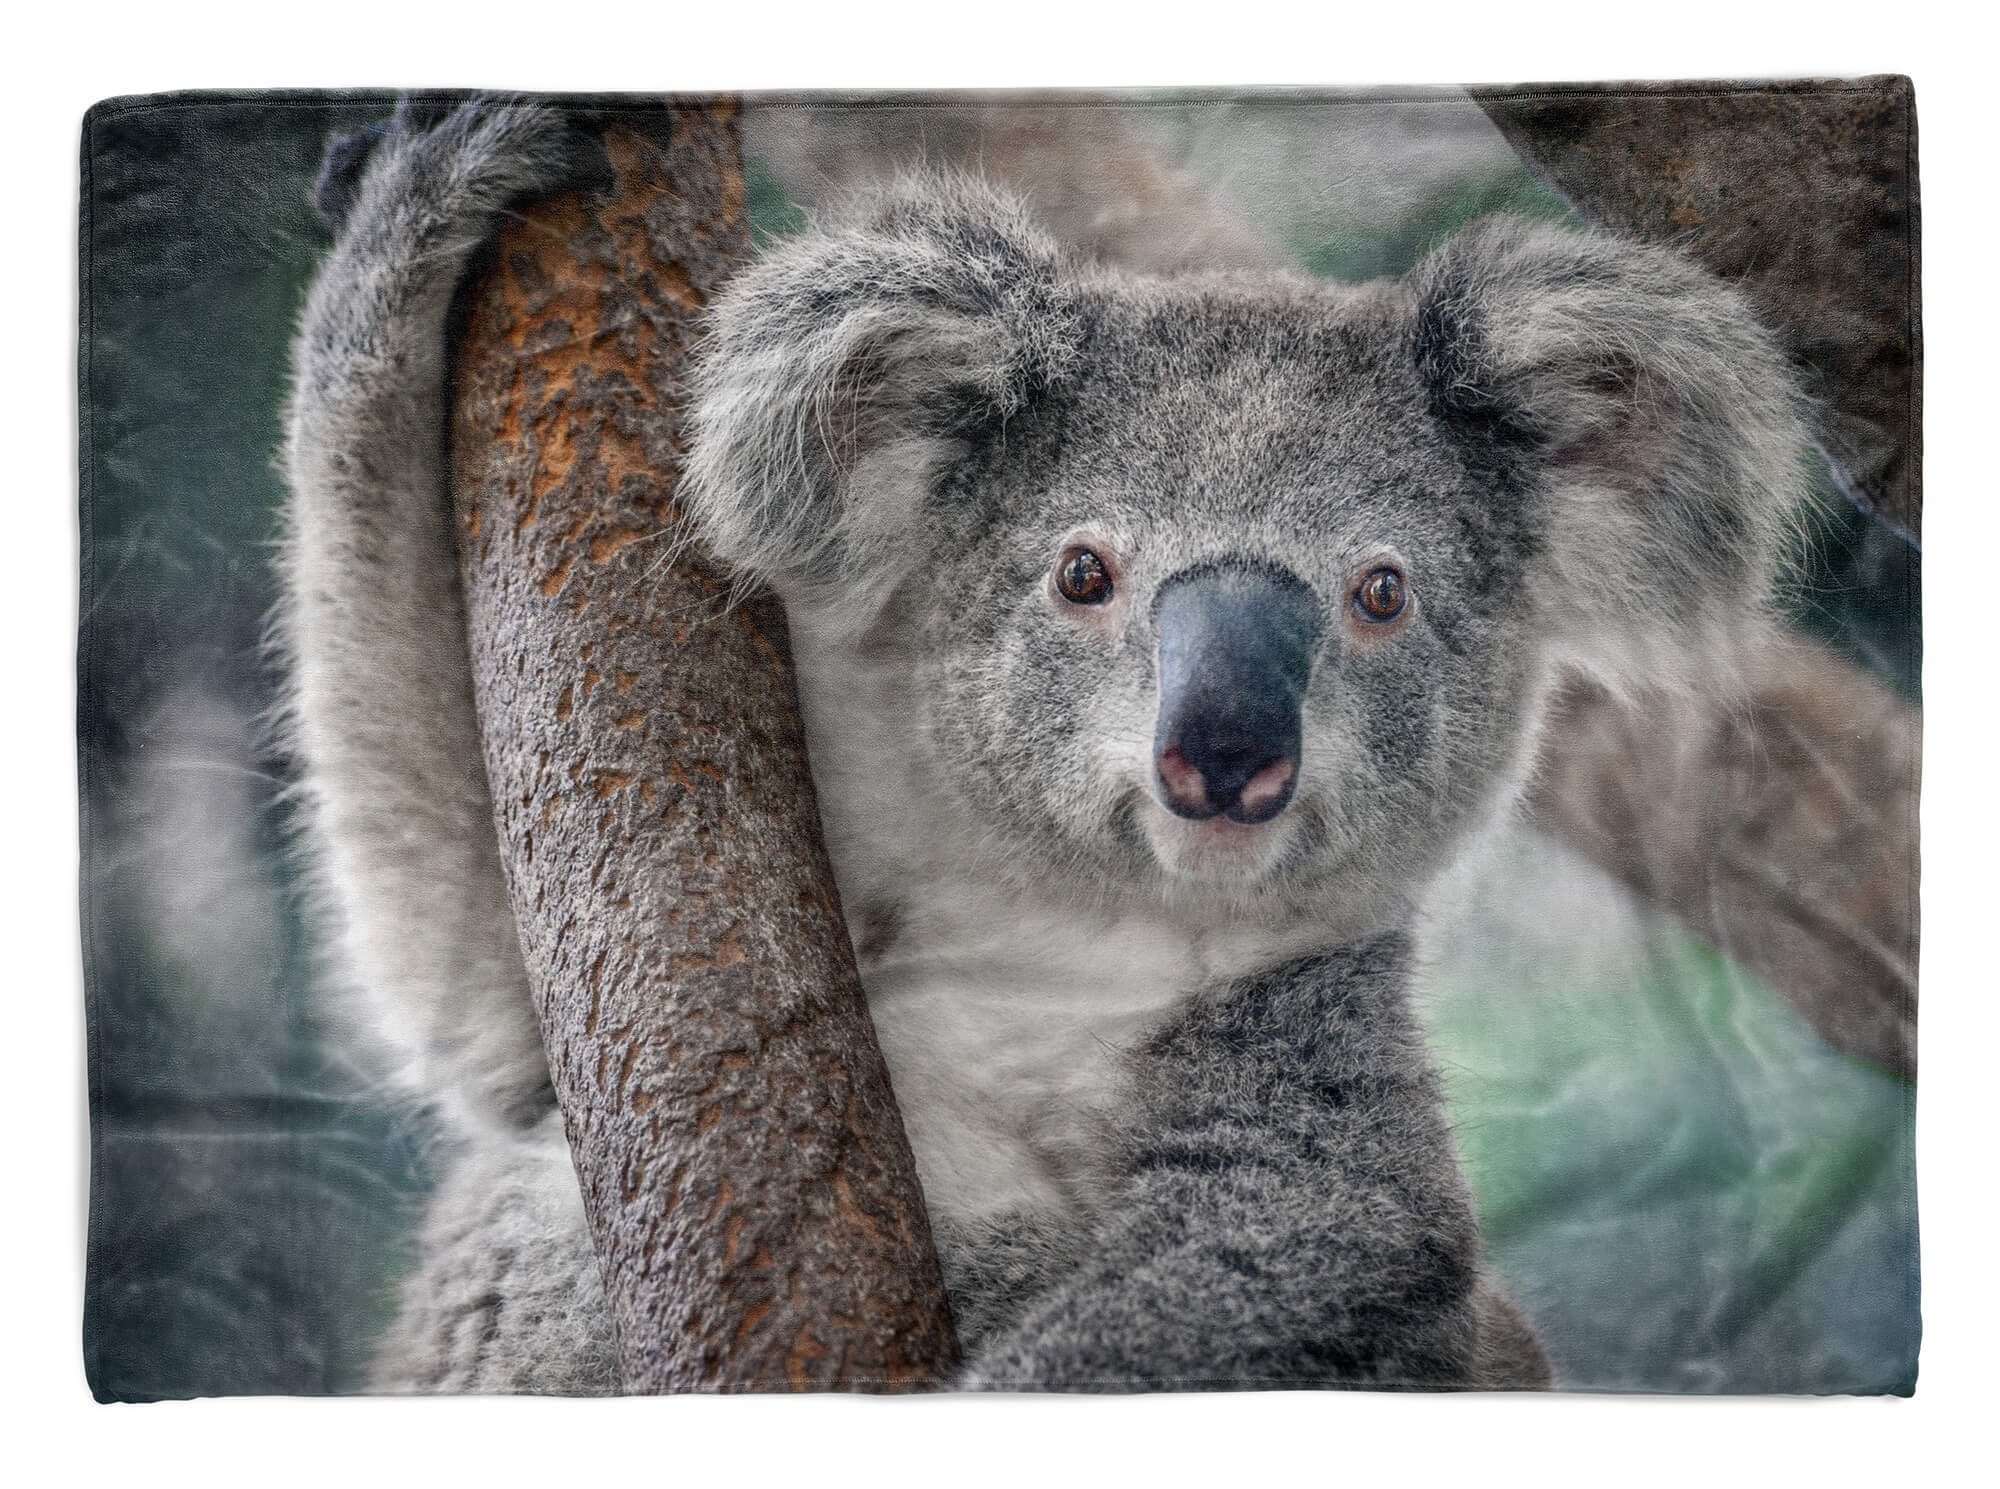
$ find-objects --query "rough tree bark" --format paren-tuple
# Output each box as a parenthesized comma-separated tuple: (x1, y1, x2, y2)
(448, 102, 958, 1391)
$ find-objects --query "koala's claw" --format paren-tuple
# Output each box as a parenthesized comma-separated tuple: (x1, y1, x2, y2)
(311, 93, 573, 235)
(312, 119, 389, 229)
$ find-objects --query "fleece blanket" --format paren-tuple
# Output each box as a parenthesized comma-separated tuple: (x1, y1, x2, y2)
(79, 81, 1919, 1398)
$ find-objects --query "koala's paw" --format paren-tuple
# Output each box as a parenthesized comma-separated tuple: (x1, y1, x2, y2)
(312, 93, 575, 240)
(312, 118, 390, 229)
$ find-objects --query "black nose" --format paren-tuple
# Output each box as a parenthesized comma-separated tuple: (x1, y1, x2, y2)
(1153, 563, 1319, 825)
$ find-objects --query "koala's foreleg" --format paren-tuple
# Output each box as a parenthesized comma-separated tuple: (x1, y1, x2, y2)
(957, 937, 1535, 1391)
(280, 99, 571, 1133)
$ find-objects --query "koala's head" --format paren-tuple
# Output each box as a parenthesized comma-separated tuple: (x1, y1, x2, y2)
(685, 177, 1808, 925)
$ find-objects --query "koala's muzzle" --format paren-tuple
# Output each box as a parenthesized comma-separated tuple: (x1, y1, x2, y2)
(1153, 564, 1320, 825)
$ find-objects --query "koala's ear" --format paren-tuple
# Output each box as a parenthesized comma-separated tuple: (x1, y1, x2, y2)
(683, 175, 1079, 603)
(1411, 218, 1812, 692)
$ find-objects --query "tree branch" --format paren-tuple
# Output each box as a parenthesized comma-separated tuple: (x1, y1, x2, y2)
(449, 102, 958, 1391)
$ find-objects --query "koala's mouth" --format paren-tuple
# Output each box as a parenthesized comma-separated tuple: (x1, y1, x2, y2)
(1138, 794, 1302, 884)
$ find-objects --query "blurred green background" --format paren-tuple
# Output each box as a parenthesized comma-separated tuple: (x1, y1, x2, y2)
(81, 97, 1917, 1399)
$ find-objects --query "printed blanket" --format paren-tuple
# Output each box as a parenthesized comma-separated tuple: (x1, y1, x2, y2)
(78, 81, 1920, 1398)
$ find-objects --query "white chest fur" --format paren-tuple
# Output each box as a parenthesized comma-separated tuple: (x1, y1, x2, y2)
(859, 882, 1315, 1226)
(786, 613, 1324, 1230)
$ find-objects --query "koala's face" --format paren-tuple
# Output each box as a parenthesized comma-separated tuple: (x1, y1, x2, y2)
(687, 185, 1803, 927)
(906, 280, 1547, 920)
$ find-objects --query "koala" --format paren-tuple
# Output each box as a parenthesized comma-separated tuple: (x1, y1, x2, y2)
(282, 99, 1808, 1392)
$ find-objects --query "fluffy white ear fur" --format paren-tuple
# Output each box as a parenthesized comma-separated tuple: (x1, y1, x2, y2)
(681, 174, 1079, 631)
(1412, 217, 1813, 700)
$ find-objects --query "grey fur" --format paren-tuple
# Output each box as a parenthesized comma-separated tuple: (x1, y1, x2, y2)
(284, 100, 1809, 1393)
(279, 99, 569, 1136)
(956, 938, 1510, 1389)
(368, 1113, 619, 1395)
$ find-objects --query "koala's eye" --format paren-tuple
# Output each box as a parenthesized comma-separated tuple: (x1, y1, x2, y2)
(1353, 566, 1407, 623)
(1055, 547, 1114, 606)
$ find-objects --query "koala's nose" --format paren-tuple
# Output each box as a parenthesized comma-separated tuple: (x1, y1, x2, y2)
(1153, 563, 1320, 825)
